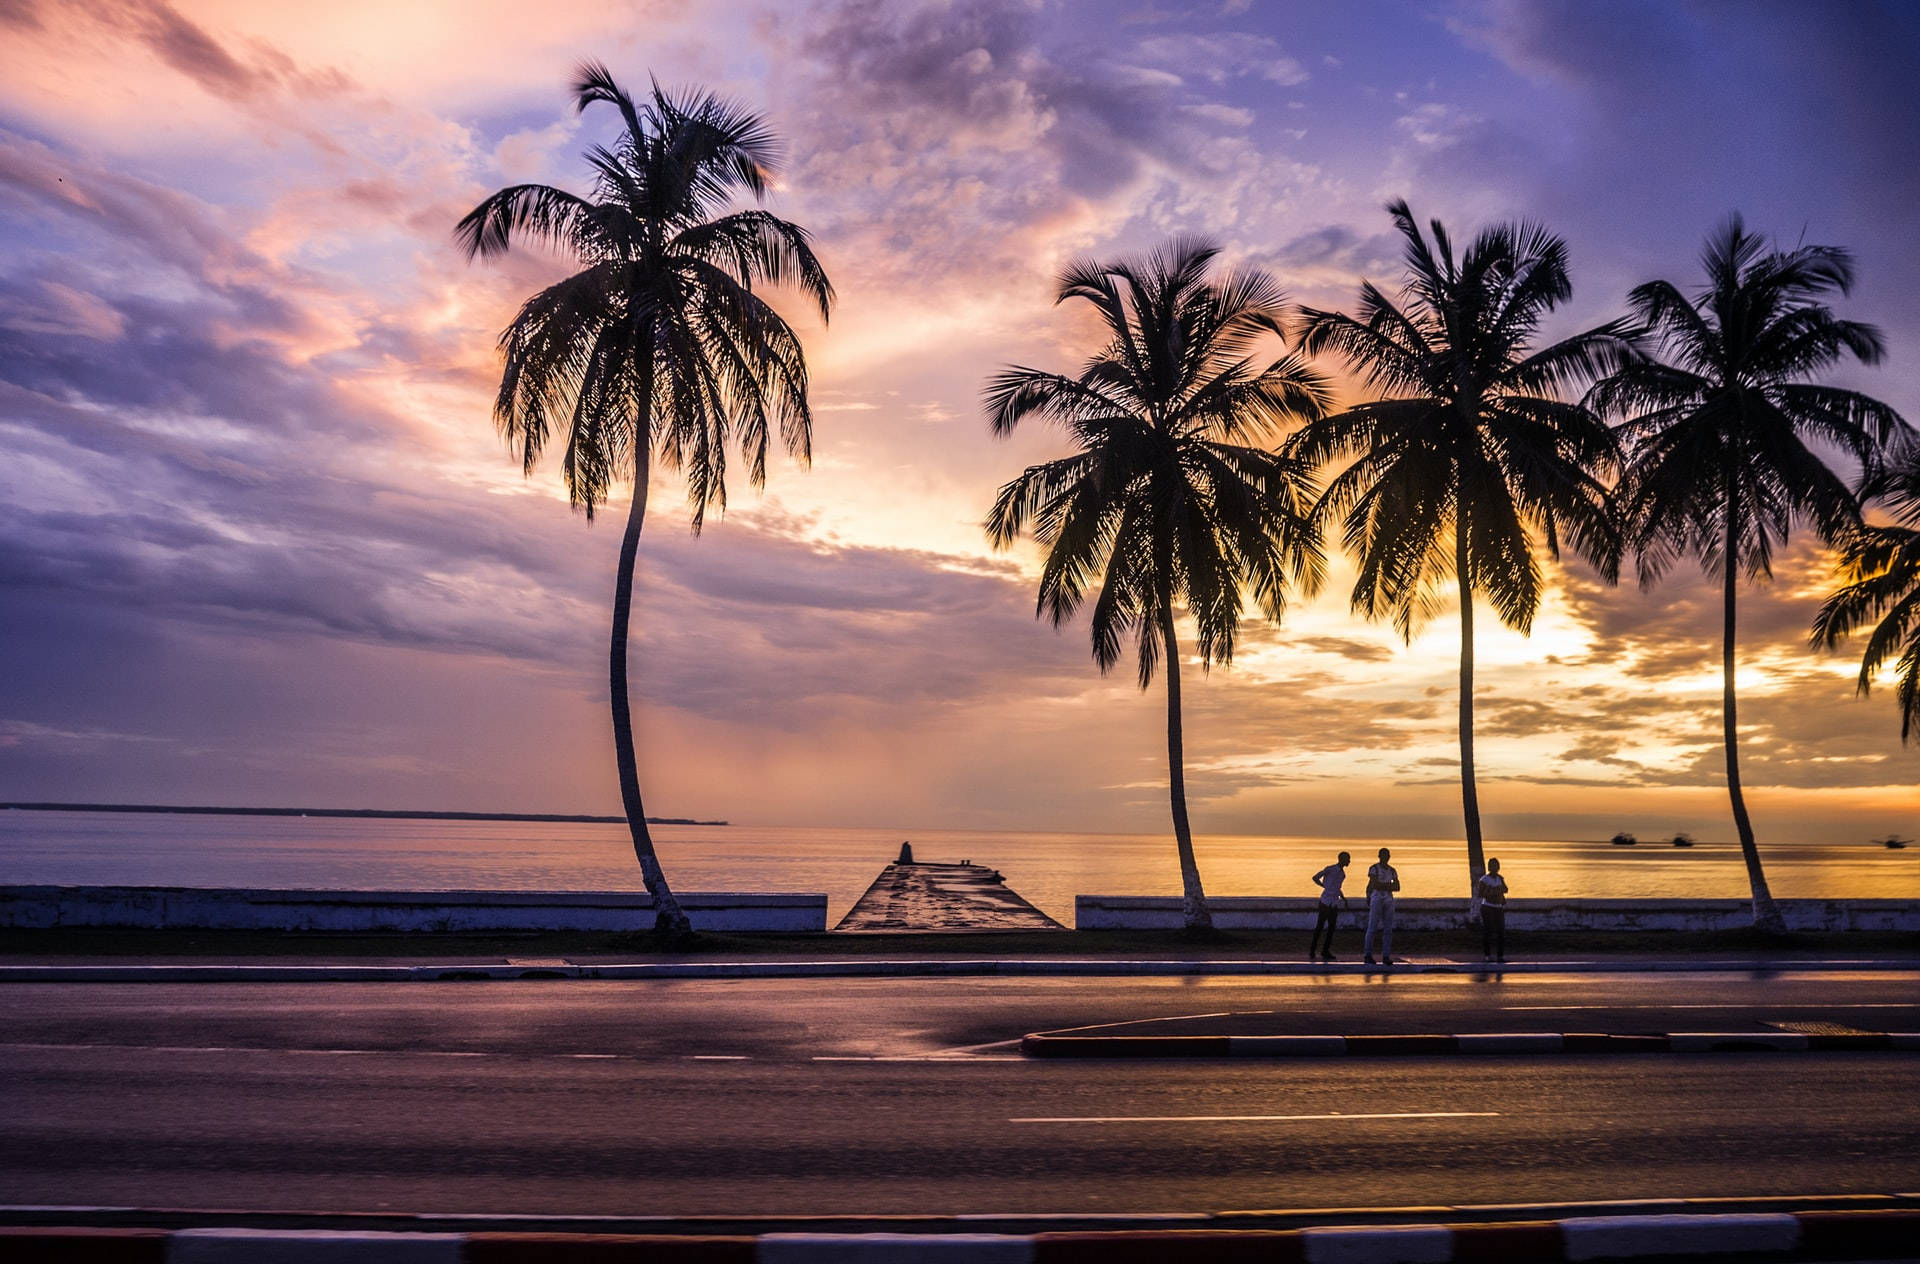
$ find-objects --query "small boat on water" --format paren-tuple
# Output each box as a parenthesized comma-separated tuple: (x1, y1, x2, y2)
(1880, 835, 1911, 850)
(1670, 833, 1695, 848)
(1610, 832, 1637, 846)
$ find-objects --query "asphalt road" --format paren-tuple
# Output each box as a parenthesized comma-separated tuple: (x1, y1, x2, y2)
(4, 971, 1918, 1216)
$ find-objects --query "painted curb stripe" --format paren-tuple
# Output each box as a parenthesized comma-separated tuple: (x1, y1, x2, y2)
(167, 1229, 465, 1262)
(1452, 1034, 1563, 1054)
(1226, 1036, 1347, 1056)
(1336, 1036, 1457, 1056)
(1668, 1033, 1809, 1052)
(756, 1234, 1033, 1262)
(1446, 1222, 1565, 1263)
(1558, 1213, 1799, 1260)
(464, 1233, 756, 1261)
(1033, 1230, 1305, 1263)
(12, 1209, 1920, 1260)
(1300, 1224, 1453, 1263)
(1795, 1209, 1920, 1258)
(1803, 1033, 1893, 1050)
(0, 1226, 168, 1263)
(1020, 1036, 1231, 1058)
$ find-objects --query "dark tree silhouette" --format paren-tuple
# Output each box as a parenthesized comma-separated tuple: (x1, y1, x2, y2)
(1289, 201, 1631, 898)
(985, 240, 1329, 932)
(1590, 216, 1903, 934)
(457, 64, 832, 937)
(1815, 451, 1920, 742)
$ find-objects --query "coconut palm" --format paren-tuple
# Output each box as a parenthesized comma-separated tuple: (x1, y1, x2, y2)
(985, 240, 1330, 932)
(1814, 451, 1920, 742)
(457, 64, 832, 937)
(1289, 201, 1632, 898)
(1590, 216, 1903, 934)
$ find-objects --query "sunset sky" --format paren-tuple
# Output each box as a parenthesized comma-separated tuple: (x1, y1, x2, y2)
(1, 0, 1915, 843)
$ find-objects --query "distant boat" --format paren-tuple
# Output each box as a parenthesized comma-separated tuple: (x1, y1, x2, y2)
(1880, 835, 1911, 850)
(1610, 832, 1638, 846)
(1670, 833, 1695, 848)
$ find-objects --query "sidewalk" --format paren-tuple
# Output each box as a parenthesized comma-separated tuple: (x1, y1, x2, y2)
(2, 952, 1919, 983)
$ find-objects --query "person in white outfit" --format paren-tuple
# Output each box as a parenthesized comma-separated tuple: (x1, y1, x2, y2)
(1308, 851, 1350, 961)
(1363, 846, 1400, 965)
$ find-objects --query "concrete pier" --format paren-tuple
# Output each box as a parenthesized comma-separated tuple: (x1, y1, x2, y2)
(835, 859, 1064, 932)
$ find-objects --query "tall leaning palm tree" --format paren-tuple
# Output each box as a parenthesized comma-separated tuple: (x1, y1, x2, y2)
(1814, 451, 1920, 743)
(1590, 216, 1902, 934)
(457, 64, 832, 937)
(985, 240, 1330, 933)
(1289, 201, 1631, 898)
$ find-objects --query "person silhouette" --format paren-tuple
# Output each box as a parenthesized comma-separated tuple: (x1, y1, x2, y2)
(1308, 851, 1350, 961)
(1363, 846, 1401, 965)
(1476, 857, 1509, 962)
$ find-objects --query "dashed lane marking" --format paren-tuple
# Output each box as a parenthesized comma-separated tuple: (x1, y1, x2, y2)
(1501, 1003, 1918, 1010)
(1008, 1110, 1501, 1123)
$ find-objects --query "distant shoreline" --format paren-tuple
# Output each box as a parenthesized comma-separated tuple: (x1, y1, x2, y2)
(0, 803, 728, 827)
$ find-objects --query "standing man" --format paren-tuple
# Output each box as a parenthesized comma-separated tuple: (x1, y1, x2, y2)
(1476, 857, 1509, 962)
(1363, 846, 1401, 966)
(1309, 851, 1350, 961)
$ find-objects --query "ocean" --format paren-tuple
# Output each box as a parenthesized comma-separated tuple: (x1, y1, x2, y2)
(3, 809, 1915, 923)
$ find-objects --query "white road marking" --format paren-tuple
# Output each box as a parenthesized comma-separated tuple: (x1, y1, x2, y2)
(5, 1041, 563, 1060)
(928, 1037, 1026, 1055)
(1036, 1011, 1254, 1037)
(689, 1055, 749, 1060)
(1009, 1111, 1500, 1124)
(813, 1055, 1026, 1062)
(1500, 1003, 1916, 1011)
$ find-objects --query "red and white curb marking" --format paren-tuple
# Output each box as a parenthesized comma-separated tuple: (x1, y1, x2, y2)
(1021, 1030, 1920, 1057)
(6, 1211, 1920, 1261)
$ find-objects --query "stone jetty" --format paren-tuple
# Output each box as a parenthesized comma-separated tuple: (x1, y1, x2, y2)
(834, 850, 1064, 932)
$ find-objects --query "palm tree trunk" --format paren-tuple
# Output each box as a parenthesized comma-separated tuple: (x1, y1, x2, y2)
(609, 414, 691, 939)
(1158, 602, 1213, 933)
(1721, 502, 1785, 935)
(1457, 521, 1486, 900)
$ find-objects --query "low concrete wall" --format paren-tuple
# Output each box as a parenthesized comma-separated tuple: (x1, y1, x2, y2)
(0, 886, 828, 933)
(1075, 895, 1920, 933)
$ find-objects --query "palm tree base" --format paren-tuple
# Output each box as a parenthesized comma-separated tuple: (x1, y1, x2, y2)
(653, 910, 697, 942)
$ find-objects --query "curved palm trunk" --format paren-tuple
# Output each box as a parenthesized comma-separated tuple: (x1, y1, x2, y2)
(610, 437, 692, 939)
(1158, 603, 1213, 933)
(1457, 522, 1486, 901)
(1721, 503, 1785, 936)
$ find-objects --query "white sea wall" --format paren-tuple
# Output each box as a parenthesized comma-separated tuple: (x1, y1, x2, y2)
(1075, 895, 1920, 933)
(0, 886, 828, 933)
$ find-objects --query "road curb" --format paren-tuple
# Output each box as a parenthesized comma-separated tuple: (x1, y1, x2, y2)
(1020, 1031, 1920, 1058)
(1, 958, 1917, 984)
(6, 1210, 1920, 1260)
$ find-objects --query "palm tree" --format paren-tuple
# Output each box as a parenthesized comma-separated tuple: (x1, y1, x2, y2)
(1289, 201, 1631, 898)
(457, 64, 832, 937)
(1590, 216, 1903, 934)
(1814, 451, 1920, 742)
(984, 240, 1329, 933)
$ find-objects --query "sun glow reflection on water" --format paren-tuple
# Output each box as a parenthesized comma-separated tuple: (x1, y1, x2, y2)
(2, 810, 1915, 923)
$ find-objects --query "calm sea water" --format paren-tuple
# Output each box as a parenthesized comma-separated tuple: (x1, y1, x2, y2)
(3, 810, 1915, 922)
